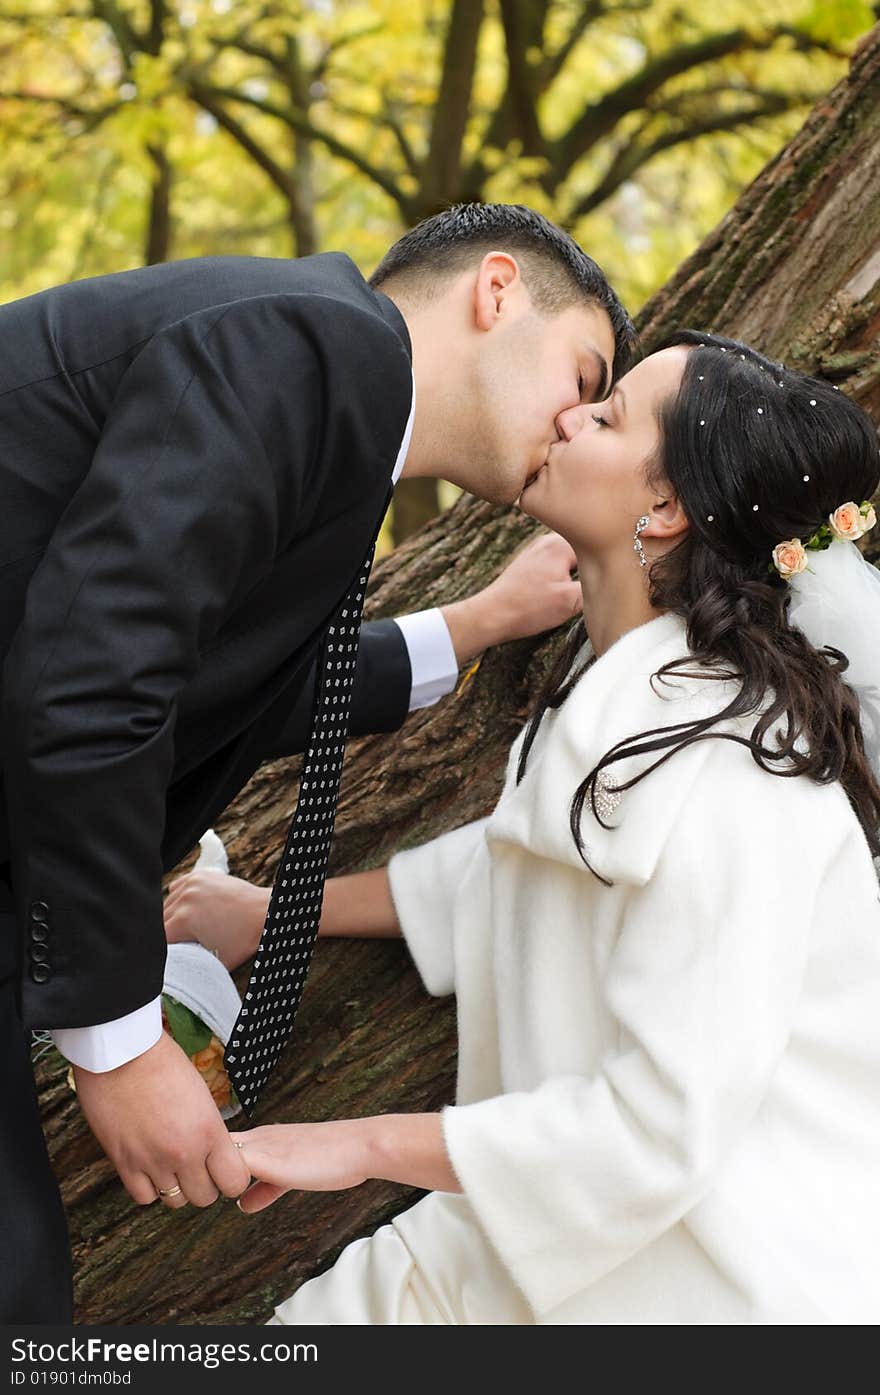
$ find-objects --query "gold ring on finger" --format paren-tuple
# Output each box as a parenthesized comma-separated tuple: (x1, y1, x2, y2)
(157, 1184, 182, 1198)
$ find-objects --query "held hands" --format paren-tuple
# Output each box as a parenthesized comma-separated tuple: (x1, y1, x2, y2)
(72, 1029, 250, 1210)
(230, 1121, 372, 1214)
(441, 531, 581, 666)
(231, 1113, 460, 1213)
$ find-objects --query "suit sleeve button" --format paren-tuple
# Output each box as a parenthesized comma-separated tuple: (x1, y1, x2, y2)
(30, 923, 49, 943)
(28, 944, 50, 964)
(30, 964, 52, 983)
(30, 901, 50, 923)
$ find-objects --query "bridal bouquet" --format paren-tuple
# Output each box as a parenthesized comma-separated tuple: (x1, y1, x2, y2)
(53, 829, 244, 1119)
(62, 973, 240, 1117)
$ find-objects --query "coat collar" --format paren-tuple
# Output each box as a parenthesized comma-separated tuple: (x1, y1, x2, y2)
(485, 611, 747, 885)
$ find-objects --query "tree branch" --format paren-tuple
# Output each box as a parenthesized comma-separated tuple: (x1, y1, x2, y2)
(541, 0, 603, 87)
(147, 0, 167, 56)
(325, 96, 423, 180)
(459, 0, 647, 194)
(188, 86, 297, 204)
(313, 22, 386, 81)
(90, 0, 141, 64)
(381, 100, 421, 180)
(567, 91, 808, 220)
(188, 80, 411, 216)
(552, 26, 846, 176)
(0, 88, 124, 133)
(648, 82, 824, 118)
(208, 34, 289, 80)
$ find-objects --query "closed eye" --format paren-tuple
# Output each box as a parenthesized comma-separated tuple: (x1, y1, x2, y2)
(578, 372, 599, 403)
(591, 413, 609, 428)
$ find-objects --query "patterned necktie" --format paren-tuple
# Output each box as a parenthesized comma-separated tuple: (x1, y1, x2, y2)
(225, 497, 390, 1116)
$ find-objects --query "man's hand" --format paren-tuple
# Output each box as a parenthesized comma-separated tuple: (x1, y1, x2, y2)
(440, 531, 581, 667)
(72, 1029, 251, 1209)
(164, 870, 270, 970)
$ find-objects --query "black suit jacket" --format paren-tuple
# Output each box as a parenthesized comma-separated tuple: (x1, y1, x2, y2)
(0, 253, 413, 1028)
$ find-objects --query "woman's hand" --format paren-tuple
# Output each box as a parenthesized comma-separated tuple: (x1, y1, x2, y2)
(231, 1113, 461, 1213)
(230, 1121, 373, 1213)
(163, 870, 270, 970)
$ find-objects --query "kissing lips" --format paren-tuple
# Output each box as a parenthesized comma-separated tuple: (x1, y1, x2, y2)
(523, 455, 550, 491)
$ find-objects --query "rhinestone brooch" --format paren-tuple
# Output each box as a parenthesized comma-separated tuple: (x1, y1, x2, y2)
(593, 772, 622, 821)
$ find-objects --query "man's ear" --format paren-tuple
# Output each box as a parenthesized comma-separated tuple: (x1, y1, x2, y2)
(473, 251, 523, 332)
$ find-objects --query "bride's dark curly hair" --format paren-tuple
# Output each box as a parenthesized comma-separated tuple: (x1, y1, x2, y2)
(516, 329, 880, 883)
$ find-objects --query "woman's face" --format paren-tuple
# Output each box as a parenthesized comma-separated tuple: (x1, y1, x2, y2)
(519, 346, 690, 559)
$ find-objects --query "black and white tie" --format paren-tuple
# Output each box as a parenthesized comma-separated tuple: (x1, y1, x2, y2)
(225, 508, 388, 1116)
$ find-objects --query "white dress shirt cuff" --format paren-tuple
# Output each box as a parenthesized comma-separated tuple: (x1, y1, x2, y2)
(396, 608, 459, 711)
(51, 995, 164, 1072)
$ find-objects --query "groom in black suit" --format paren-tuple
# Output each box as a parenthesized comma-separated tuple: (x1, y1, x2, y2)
(0, 203, 633, 1321)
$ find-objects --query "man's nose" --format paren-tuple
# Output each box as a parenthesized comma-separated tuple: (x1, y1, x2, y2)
(555, 404, 586, 442)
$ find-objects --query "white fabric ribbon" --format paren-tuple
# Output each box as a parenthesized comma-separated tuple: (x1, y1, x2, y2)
(163, 828, 242, 1119)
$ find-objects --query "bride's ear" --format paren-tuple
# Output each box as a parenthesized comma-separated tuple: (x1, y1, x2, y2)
(646, 491, 689, 543)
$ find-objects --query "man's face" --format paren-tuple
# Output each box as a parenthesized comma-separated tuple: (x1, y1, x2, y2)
(472, 300, 618, 505)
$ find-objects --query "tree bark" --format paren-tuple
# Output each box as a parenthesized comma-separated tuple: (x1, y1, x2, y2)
(42, 25, 880, 1325)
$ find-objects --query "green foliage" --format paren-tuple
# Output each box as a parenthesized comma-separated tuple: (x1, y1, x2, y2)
(0, 1, 871, 320)
(799, 0, 874, 41)
(161, 993, 212, 1057)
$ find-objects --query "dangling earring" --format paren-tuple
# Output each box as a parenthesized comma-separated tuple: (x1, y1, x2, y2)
(633, 515, 651, 568)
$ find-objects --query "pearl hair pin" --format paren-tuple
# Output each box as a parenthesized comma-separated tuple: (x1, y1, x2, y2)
(696, 345, 831, 524)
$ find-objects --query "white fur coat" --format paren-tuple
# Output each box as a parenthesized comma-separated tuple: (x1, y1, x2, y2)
(270, 611, 880, 1325)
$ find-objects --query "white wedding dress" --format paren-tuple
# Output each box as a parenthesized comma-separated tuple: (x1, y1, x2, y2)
(267, 613, 880, 1325)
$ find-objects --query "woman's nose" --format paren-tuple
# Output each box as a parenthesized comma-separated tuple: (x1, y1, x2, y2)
(555, 404, 586, 442)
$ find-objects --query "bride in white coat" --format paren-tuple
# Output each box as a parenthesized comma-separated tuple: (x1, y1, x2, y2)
(177, 332, 880, 1324)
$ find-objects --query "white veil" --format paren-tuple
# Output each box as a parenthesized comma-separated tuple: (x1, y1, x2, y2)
(787, 541, 880, 867)
(787, 540, 880, 776)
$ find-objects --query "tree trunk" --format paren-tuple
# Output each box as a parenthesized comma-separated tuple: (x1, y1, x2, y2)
(390, 476, 442, 545)
(287, 129, 317, 259)
(417, 0, 485, 216)
(43, 25, 880, 1324)
(285, 37, 318, 260)
(145, 141, 172, 265)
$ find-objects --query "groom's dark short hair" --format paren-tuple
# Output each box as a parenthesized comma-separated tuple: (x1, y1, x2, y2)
(369, 202, 636, 381)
